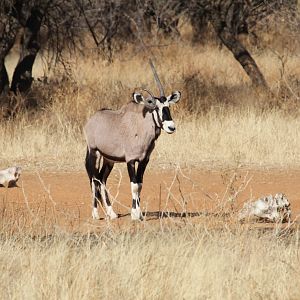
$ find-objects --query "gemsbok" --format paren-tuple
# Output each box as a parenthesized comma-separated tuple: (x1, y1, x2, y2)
(84, 61, 181, 220)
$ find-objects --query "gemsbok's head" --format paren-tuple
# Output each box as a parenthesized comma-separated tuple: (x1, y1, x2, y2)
(132, 60, 181, 134)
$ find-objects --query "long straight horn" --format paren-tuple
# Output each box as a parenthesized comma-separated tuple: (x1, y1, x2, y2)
(149, 59, 165, 97)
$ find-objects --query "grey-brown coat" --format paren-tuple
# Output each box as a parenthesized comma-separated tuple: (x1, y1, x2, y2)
(85, 101, 160, 164)
(84, 90, 181, 221)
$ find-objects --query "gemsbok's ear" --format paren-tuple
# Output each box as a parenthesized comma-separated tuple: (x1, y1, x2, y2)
(167, 91, 181, 104)
(132, 92, 144, 104)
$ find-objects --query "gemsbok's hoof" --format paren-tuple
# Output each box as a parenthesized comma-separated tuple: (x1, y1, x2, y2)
(131, 208, 143, 221)
(107, 206, 118, 220)
(92, 208, 100, 220)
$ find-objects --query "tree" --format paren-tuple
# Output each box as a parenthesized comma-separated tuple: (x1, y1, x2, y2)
(209, 0, 268, 88)
(0, 2, 20, 96)
(0, 0, 298, 107)
(189, 0, 298, 88)
(0, 0, 81, 98)
(0, 1, 54, 97)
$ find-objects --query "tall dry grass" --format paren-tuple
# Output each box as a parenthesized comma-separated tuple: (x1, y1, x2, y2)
(3, 107, 300, 170)
(2, 42, 300, 170)
(2, 41, 300, 299)
(0, 223, 299, 299)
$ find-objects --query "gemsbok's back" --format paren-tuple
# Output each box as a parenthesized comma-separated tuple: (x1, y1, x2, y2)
(84, 61, 181, 220)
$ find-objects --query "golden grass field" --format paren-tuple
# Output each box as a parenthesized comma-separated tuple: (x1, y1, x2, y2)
(2, 42, 300, 170)
(1, 36, 300, 299)
(1, 226, 300, 299)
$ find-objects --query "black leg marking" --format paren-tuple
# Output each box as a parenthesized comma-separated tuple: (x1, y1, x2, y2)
(128, 159, 149, 221)
(86, 149, 117, 219)
(95, 159, 114, 207)
(127, 160, 140, 208)
(85, 148, 101, 208)
(127, 160, 137, 183)
(134, 158, 149, 209)
(132, 197, 140, 209)
(137, 158, 149, 183)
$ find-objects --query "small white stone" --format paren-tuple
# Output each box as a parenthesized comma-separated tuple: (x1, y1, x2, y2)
(238, 193, 291, 223)
(0, 166, 22, 186)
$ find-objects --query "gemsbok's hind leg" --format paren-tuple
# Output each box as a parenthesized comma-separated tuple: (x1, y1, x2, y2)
(127, 159, 149, 220)
(96, 159, 118, 220)
(85, 148, 102, 219)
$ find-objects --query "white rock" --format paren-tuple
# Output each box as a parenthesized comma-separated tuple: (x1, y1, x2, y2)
(238, 193, 291, 223)
(0, 166, 22, 187)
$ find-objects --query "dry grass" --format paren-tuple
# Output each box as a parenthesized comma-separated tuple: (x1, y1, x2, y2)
(2, 42, 300, 170)
(0, 159, 299, 299)
(2, 22, 300, 300)
(0, 223, 299, 299)
(3, 108, 300, 170)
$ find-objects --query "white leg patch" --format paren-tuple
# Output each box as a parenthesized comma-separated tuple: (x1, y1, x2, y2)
(92, 207, 100, 220)
(91, 179, 96, 199)
(95, 150, 101, 169)
(107, 206, 118, 220)
(100, 184, 106, 204)
(100, 184, 117, 220)
(131, 183, 142, 201)
(131, 207, 142, 220)
(131, 182, 142, 220)
(91, 180, 100, 219)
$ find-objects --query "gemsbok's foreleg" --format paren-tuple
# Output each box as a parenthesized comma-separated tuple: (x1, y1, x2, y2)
(96, 159, 118, 220)
(127, 160, 141, 220)
(127, 159, 149, 220)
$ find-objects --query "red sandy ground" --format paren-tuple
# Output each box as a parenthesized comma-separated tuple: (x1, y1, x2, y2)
(0, 168, 299, 231)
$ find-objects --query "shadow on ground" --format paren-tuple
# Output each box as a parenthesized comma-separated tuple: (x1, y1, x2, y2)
(117, 211, 229, 221)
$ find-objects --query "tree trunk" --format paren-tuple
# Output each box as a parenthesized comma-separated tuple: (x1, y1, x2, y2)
(213, 23, 267, 88)
(0, 58, 10, 97)
(0, 16, 19, 96)
(210, 1, 267, 88)
(11, 6, 44, 94)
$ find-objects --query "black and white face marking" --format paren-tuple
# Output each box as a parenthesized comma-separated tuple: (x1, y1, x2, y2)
(155, 91, 181, 134)
(132, 90, 181, 134)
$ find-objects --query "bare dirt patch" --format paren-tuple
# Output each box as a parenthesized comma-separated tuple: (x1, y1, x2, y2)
(1, 168, 300, 231)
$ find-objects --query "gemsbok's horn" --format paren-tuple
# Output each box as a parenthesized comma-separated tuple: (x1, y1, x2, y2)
(149, 59, 165, 97)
